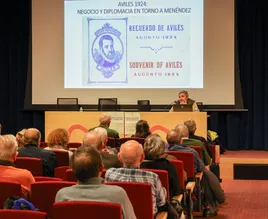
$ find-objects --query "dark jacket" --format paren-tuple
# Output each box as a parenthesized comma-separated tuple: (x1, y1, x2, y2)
(141, 158, 182, 198)
(100, 152, 122, 169)
(18, 144, 57, 177)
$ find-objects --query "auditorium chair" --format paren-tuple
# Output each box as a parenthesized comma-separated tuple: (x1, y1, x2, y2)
(65, 169, 77, 182)
(0, 182, 21, 209)
(34, 176, 63, 182)
(66, 142, 81, 150)
(141, 169, 170, 201)
(105, 182, 167, 219)
(188, 145, 202, 159)
(52, 150, 69, 166)
(170, 160, 195, 219)
(53, 201, 122, 219)
(0, 210, 47, 219)
(166, 151, 203, 213)
(119, 137, 145, 146)
(31, 181, 76, 218)
(40, 142, 47, 149)
(54, 166, 70, 179)
(209, 144, 220, 164)
(14, 157, 43, 176)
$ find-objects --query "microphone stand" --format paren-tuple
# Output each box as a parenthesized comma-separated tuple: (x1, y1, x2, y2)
(164, 101, 176, 112)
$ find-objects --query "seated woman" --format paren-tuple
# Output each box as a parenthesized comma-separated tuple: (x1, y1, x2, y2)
(132, 120, 151, 138)
(16, 129, 26, 148)
(141, 134, 182, 198)
(44, 128, 73, 160)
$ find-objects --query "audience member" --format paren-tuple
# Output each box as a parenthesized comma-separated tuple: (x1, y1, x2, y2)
(131, 120, 151, 138)
(174, 124, 211, 166)
(167, 130, 225, 217)
(141, 134, 182, 198)
(83, 130, 121, 169)
(16, 129, 26, 148)
(94, 127, 117, 154)
(184, 119, 212, 157)
(18, 128, 57, 177)
(90, 114, 120, 147)
(0, 134, 35, 199)
(105, 140, 167, 216)
(55, 146, 136, 219)
(44, 128, 73, 160)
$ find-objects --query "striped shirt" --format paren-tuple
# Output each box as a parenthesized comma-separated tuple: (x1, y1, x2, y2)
(105, 166, 166, 215)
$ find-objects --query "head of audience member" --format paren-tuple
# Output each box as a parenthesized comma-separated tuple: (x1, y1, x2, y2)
(24, 128, 41, 147)
(47, 128, 69, 149)
(134, 120, 151, 138)
(184, 119, 197, 135)
(71, 146, 103, 183)
(94, 127, 108, 148)
(178, 90, 189, 104)
(99, 114, 112, 127)
(0, 135, 18, 162)
(82, 131, 103, 151)
(143, 134, 166, 160)
(118, 140, 144, 167)
(174, 124, 189, 138)
(166, 130, 182, 146)
(16, 129, 26, 148)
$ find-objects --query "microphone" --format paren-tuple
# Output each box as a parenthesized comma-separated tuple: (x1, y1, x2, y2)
(164, 101, 177, 112)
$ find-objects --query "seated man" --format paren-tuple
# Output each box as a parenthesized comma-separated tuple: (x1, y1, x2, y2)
(174, 124, 211, 166)
(89, 114, 120, 147)
(18, 128, 57, 177)
(55, 146, 136, 219)
(167, 130, 225, 217)
(83, 130, 121, 169)
(184, 119, 212, 157)
(0, 134, 35, 199)
(105, 140, 167, 216)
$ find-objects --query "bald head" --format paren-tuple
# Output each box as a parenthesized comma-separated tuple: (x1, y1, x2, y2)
(119, 140, 144, 167)
(174, 124, 189, 137)
(166, 130, 181, 145)
(24, 128, 41, 146)
(82, 131, 102, 150)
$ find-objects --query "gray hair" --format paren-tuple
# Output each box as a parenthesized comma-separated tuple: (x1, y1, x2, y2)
(179, 90, 189, 98)
(174, 124, 189, 137)
(94, 127, 108, 145)
(144, 134, 165, 159)
(82, 131, 102, 150)
(184, 119, 196, 134)
(99, 114, 111, 125)
(0, 135, 18, 160)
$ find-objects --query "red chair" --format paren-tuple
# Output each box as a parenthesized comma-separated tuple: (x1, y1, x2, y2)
(119, 137, 145, 146)
(0, 182, 21, 209)
(107, 137, 116, 148)
(141, 169, 170, 200)
(209, 144, 220, 164)
(52, 150, 69, 166)
(101, 169, 107, 178)
(34, 176, 63, 182)
(189, 146, 202, 159)
(31, 181, 76, 218)
(52, 201, 122, 219)
(14, 157, 43, 176)
(65, 169, 77, 182)
(40, 142, 47, 149)
(170, 160, 195, 219)
(54, 166, 69, 179)
(0, 210, 47, 219)
(66, 142, 81, 150)
(105, 182, 167, 219)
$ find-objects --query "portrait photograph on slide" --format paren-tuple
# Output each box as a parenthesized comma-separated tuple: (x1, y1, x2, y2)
(64, 0, 203, 89)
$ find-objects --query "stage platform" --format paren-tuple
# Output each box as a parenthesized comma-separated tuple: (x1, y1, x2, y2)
(220, 150, 268, 180)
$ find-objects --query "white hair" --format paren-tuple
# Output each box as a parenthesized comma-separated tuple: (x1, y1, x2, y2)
(0, 135, 18, 160)
(99, 114, 111, 125)
(174, 124, 189, 137)
(94, 127, 108, 145)
(82, 131, 102, 150)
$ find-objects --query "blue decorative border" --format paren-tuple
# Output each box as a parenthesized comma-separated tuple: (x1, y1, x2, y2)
(87, 18, 128, 84)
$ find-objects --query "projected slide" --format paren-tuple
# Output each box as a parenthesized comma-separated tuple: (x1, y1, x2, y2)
(64, 0, 203, 88)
